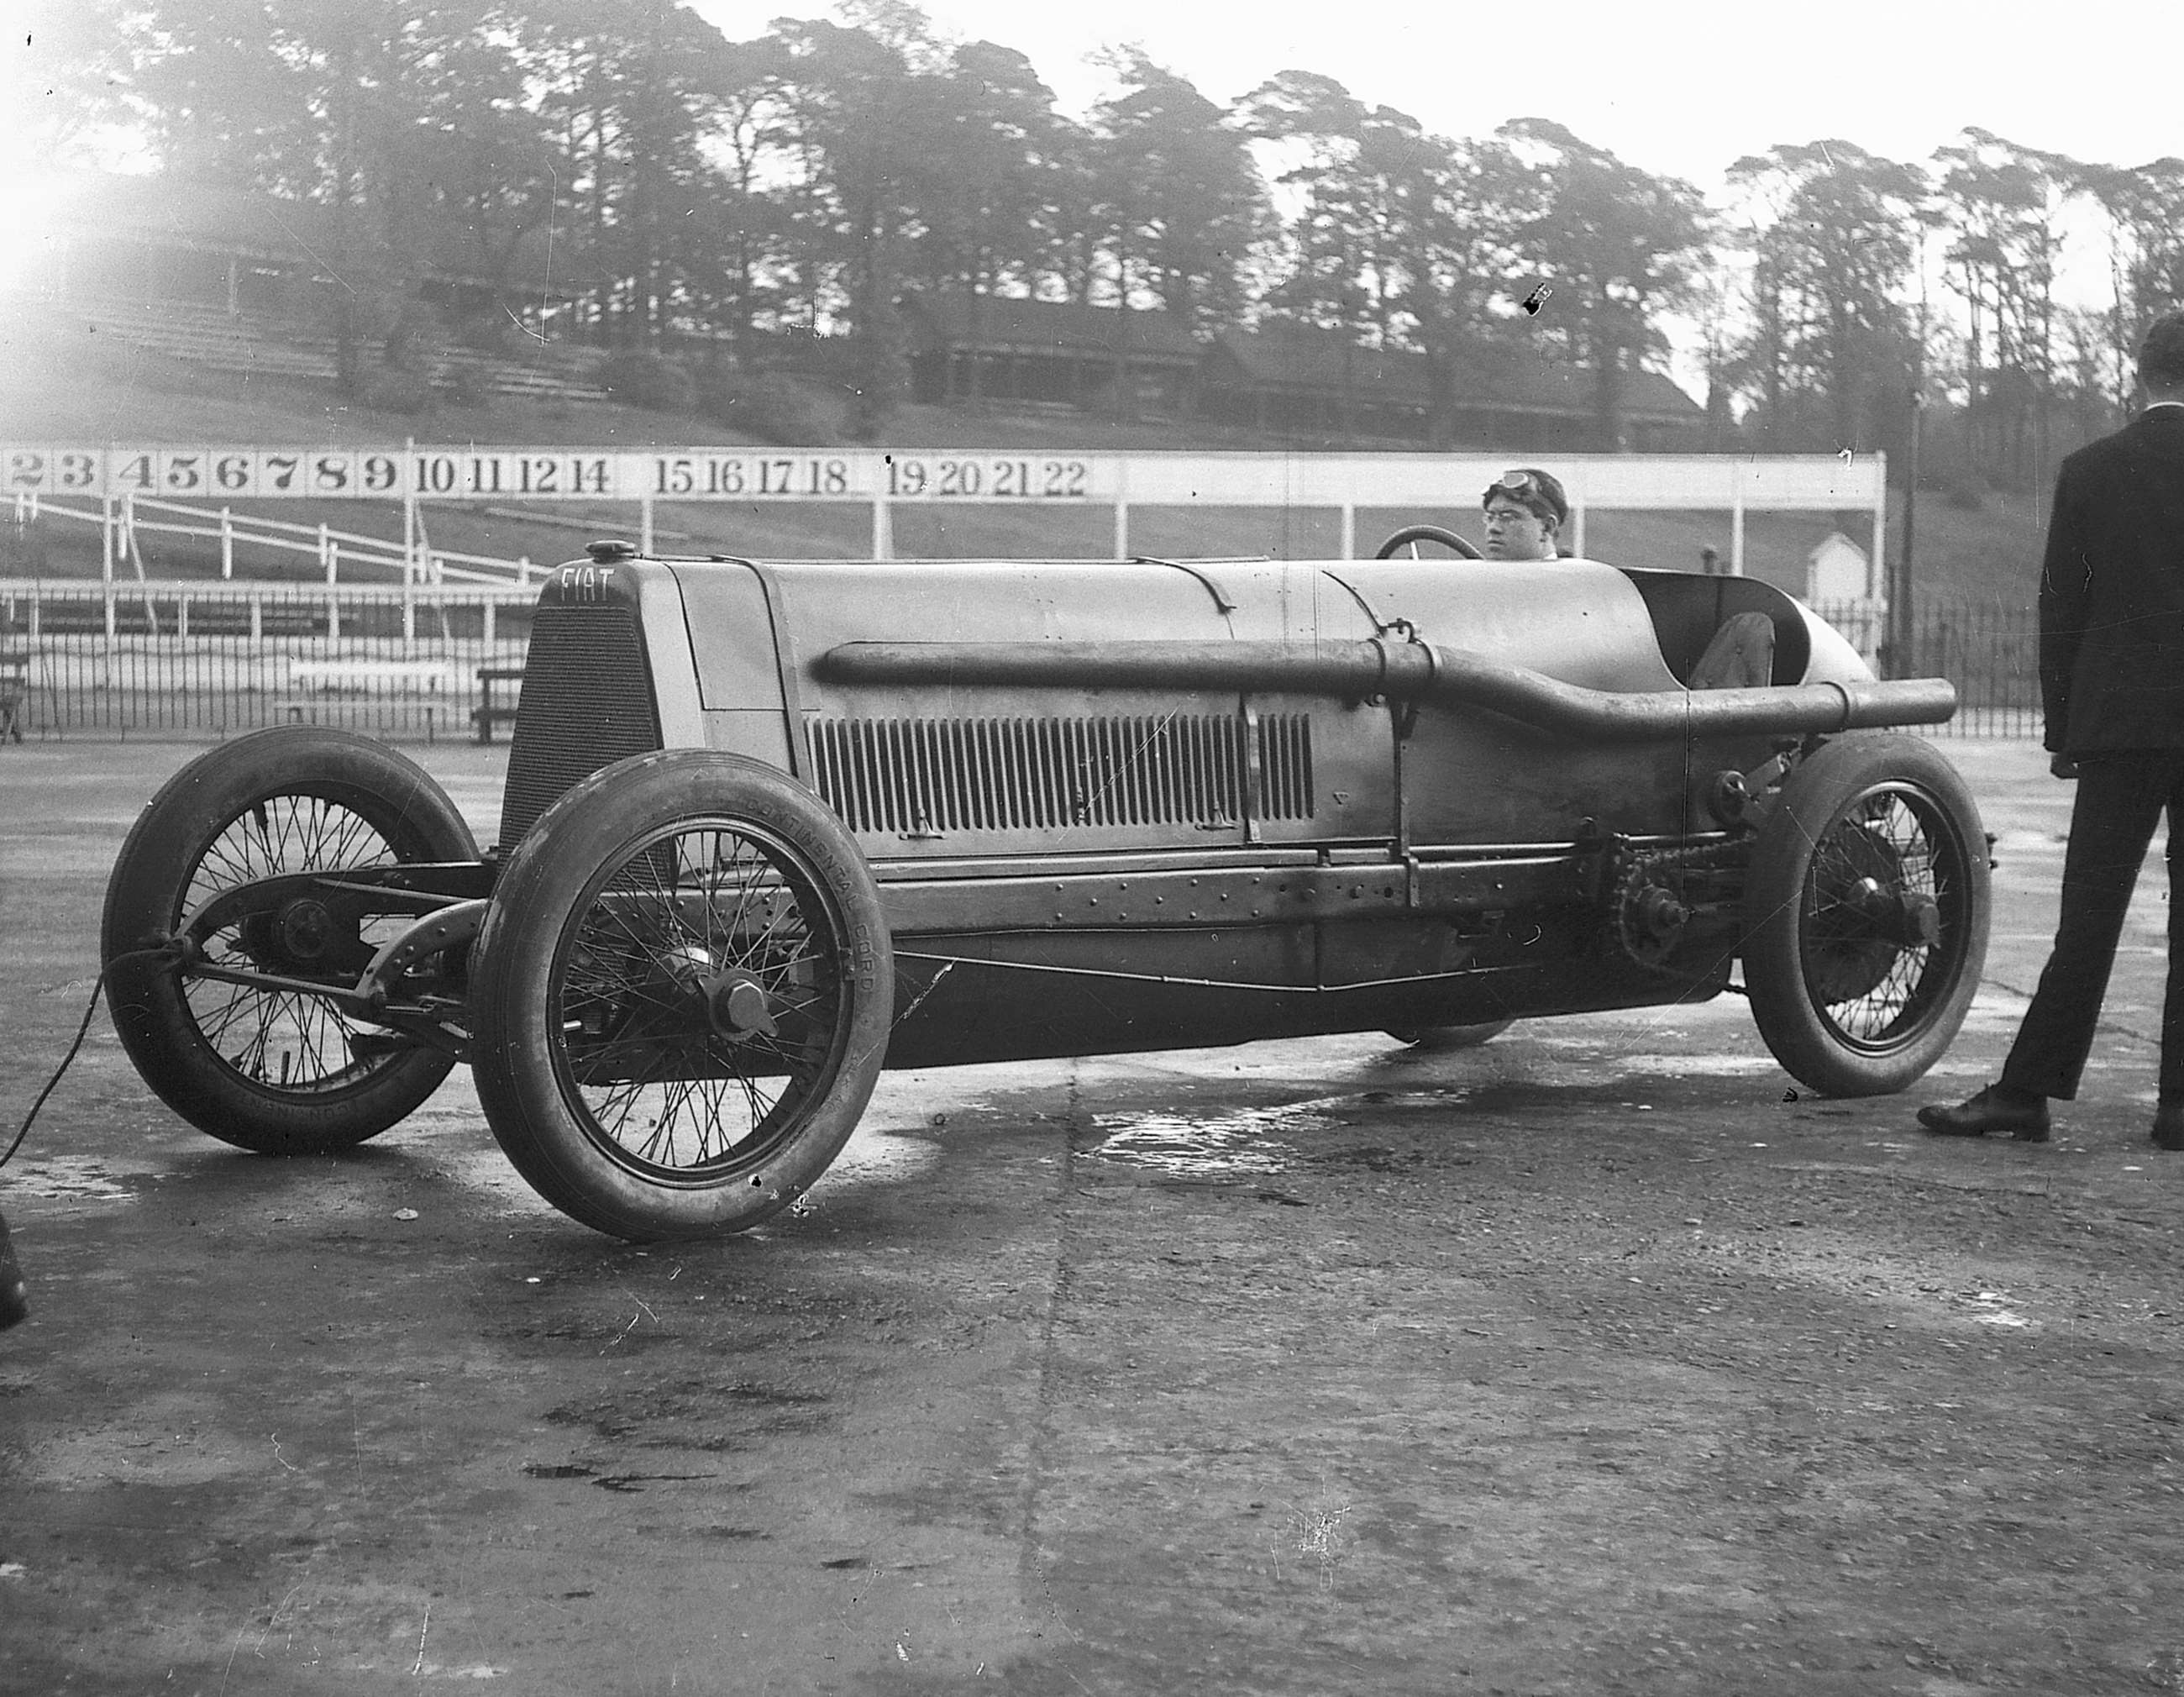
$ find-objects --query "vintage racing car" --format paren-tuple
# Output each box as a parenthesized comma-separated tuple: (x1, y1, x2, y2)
(102, 533, 1988, 1240)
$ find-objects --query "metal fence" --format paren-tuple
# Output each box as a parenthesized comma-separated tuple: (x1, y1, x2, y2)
(2, 586, 2042, 746)
(2, 586, 530, 742)
(1812, 598, 2040, 739)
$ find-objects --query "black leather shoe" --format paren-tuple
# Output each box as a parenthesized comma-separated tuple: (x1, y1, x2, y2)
(2154, 1105, 2184, 1152)
(1918, 1086, 2051, 1143)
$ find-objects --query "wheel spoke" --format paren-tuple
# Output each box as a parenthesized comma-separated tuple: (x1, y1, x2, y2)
(554, 817, 849, 1179)
(1800, 785, 1971, 1051)
(176, 793, 405, 1096)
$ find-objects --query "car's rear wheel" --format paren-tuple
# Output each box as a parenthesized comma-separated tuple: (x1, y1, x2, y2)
(100, 728, 476, 1153)
(470, 752, 894, 1241)
(1742, 734, 1988, 1097)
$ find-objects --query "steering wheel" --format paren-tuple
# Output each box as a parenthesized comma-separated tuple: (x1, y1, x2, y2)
(1375, 523, 1483, 560)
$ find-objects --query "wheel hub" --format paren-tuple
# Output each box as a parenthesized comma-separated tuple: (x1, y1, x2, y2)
(701, 969, 779, 1042)
(239, 896, 360, 975)
(279, 898, 336, 962)
(1809, 822, 1917, 1002)
(1845, 876, 1941, 947)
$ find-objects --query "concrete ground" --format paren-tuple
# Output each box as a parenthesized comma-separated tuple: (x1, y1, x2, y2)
(2, 737, 2180, 1696)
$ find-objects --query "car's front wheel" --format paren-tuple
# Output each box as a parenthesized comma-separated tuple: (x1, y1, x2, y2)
(1741, 734, 1988, 1097)
(470, 751, 895, 1241)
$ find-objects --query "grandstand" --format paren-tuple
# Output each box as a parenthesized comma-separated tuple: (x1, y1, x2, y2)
(71, 298, 614, 406)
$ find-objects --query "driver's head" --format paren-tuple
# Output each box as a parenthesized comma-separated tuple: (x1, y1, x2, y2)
(1482, 468, 1567, 560)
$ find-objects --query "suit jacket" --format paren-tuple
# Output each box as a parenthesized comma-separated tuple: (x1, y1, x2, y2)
(2039, 405, 2184, 753)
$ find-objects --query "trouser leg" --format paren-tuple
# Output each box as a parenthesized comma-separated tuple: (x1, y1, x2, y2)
(2000, 754, 2171, 1100)
(2162, 772, 2184, 1101)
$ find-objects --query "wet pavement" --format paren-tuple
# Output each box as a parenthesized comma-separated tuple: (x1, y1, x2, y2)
(4, 738, 2183, 1694)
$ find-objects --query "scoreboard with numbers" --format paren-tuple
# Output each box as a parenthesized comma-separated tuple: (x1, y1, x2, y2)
(3, 446, 1115, 504)
(5, 447, 407, 498)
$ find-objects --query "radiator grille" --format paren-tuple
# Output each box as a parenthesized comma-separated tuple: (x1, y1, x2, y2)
(807, 713, 1314, 837)
(498, 603, 664, 849)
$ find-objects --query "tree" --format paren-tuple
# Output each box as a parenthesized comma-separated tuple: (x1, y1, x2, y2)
(1089, 48, 1268, 328)
(1026, 117, 1105, 307)
(1500, 119, 1709, 451)
(1726, 140, 1929, 453)
(763, 8, 952, 433)
(685, 32, 797, 361)
(1237, 79, 1557, 445)
(1239, 71, 1372, 331)
(2077, 156, 2184, 415)
(1933, 129, 2081, 487)
(402, 19, 566, 339)
(1391, 125, 1541, 446)
(519, 0, 732, 347)
(1239, 71, 1393, 436)
(910, 39, 1067, 403)
(9, 0, 136, 165)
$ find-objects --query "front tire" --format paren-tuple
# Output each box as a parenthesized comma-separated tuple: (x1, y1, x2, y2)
(100, 728, 478, 1153)
(1742, 734, 1988, 1097)
(470, 752, 894, 1241)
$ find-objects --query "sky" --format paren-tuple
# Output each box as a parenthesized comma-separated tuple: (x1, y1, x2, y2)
(688, 0, 2181, 193)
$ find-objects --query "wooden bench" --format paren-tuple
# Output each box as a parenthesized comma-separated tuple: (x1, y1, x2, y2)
(0, 650, 28, 743)
(270, 699, 449, 739)
(274, 659, 463, 739)
(286, 659, 462, 696)
(474, 665, 525, 743)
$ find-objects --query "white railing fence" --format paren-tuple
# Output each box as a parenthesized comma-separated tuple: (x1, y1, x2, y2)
(10, 489, 542, 604)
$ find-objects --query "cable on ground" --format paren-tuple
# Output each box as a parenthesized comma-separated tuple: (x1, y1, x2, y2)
(2, 944, 184, 1174)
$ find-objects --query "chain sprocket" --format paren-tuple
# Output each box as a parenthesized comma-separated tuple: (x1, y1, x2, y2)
(1610, 840, 1747, 971)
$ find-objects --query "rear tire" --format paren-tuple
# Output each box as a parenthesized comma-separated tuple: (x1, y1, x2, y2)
(470, 752, 894, 1241)
(101, 728, 477, 1153)
(1742, 734, 1988, 1097)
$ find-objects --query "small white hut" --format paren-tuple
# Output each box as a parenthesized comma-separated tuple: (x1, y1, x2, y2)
(1805, 531, 1874, 604)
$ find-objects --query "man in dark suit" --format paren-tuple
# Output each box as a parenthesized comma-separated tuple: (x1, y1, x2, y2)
(1920, 310, 2184, 1148)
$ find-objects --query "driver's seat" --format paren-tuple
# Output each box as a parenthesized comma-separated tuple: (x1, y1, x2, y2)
(1688, 611, 1776, 690)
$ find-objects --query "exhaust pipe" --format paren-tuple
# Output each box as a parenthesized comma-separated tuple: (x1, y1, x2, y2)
(816, 640, 1956, 741)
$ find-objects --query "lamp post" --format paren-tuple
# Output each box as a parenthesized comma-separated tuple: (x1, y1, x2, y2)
(1891, 272, 1931, 680)
(1895, 377, 1924, 677)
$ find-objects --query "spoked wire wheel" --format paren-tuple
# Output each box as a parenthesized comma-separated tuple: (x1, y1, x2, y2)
(1798, 785, 1972, 1048)
(1744, 734, 1989, 1097)
(555, 819, 853, 1181)
(471, 752, 893, 1241)
(101, 728, 478, 1153)
(181, 794, 407, 1095)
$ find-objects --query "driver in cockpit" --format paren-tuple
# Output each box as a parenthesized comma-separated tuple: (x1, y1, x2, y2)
(1481, 468, 1569, 561)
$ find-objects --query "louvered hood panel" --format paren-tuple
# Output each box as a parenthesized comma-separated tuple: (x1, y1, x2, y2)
(806, 712, 1314, 838)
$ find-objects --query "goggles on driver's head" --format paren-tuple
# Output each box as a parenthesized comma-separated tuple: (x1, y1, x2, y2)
(1482, 469, 1564, 525)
